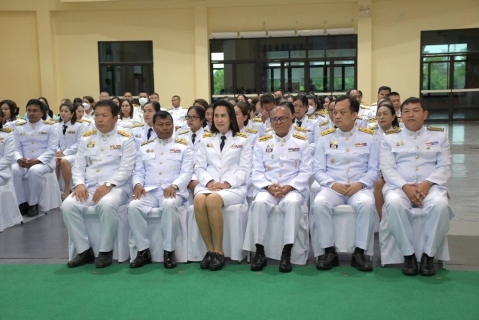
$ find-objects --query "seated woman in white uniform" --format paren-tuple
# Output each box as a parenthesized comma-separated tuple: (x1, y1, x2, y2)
(55, 102, 85, 200)
(175, 105, 206, 193)
(116, 99, 142, 132)
(0, 108, 15, 186)
(1, 100, 20, 129)
(193, 100, 251, 271)
(372, 99, 400, 221)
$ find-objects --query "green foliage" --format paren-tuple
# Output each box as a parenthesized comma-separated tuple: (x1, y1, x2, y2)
(213, 69, 224, 95)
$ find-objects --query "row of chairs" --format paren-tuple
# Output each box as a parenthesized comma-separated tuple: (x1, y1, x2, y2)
(0, 172, 450, 268)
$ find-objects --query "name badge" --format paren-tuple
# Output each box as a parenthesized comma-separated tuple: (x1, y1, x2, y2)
(110, 145, 121, 150)
(39, 132, 48, 135)
(288, 148, 300, 152)
(170, 149, 181, 153)
(87, 141, 95, 148)
(232, 144, 243, 149)
(426, 141, 439, 146)
(355, 143, 367, 147)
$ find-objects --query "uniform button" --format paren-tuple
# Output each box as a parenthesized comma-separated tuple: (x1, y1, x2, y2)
(415, 167, 418, 171)
(414, 136, 417, 140)
(101, 148, 104, 151)
(278, 174, 282, 178)
(31, 142, 34, 145)
(96, 169, 100, 172)
(281, 154, 284, 158)
(162, 143, 166, 146)
(31, 134, 34, 137)
(410, 132, 413, 135)
(280, 164, 283, 167)
(347, 179, 350, 183)
(415, 156, 419, 159)
(161, 152, 164, 155)
(346, 137, 349, 141)
(346, 160, 350, 164)
(159, 162, 163, 165)
(32, 150, 34, 153)
(99, 159, 102, 162)
(159, 172, 162, 175)
(103, 138, 107, 141)
(280, 143, 284, 147)
(347, 169, 350, 172)
(159, 183, 162, 186)
(219, 166, 222, 169)
(415, 179, 418, 183)
(415, 146, 419, 150)
(346, 148, 350, 152)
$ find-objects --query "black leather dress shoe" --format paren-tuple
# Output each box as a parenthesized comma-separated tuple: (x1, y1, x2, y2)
(26, 204, 39, 217)
(351, 248, 373, 272)
(19, 202, 29, 216)
(130, 248, 152, 268)
(419, 253, 436, 276)
(402, 254, 418, 276)
(209, 252, 225, 271)
(316, 252, 339, 270)
(95, 251, 113, 268)
(200, 251, 213, 269)
(164, 250, 177, 269)
(67, 248, 95, 267)
(279, 254, 292, 273)
(251, 252, 267, 271)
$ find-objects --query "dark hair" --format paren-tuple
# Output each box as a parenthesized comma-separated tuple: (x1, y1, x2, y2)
(26, 99, 47, 120)
(150, 92, 159, 98)
(388, 92, 400, 98)
(206, 104, 213, 111)
(119, 99, 134, 119)
(274, 88, 284, 95)
(251, 96, 260, 109)
(0, 100, 18, 121)
(38, 97, 49, 108)
(378, 86, 392, 94)
(153, 110, 174, 124)
(73, 97, 82, 104)
(345, 88, 358, 96)
(335, 96, 359, 113)
(0, 108, 3, 129)
(210, 100, 240, 136)
(401, 97, 426, 112)
(377, 100, 400, 128)
(260, 93, 275, 106)
(95, 99, 119, 117)
(193, 98, 209, 110)
(278, 101, 295, 116)
(82, 96, 95, 104)
(293, 94, 309, 108)
(358, 90, 363, 97)
(144, 101, 161, 112)
(100, 91, 109, 95)
(111, 96, 121, 103)
(138, 91, 149, 96)
(172, 95, 181, 100)
(59, 102, 78, 125)
(236, 94, 247, 102)
(235, 102, 250, 126)
(187, 105, 207, 128)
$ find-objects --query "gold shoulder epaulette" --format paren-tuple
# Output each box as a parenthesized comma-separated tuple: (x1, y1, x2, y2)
(83, 129, 97, 137)
(178, 130, 189, 135)
(117, 130, 132, 137)
(427, 126, 444, 132)
(1, 128, 14, 133)
(16, 121, 27, 126)
(308, 115, 317, 120)
(319, 120, 329, 127)
(370, 125, 378, 130)
(356, 115, 363, 120)
(82, 119, 91, 123)
(295, 126, 307, 133)
(133, 123, 144, 128)
(318, 109, 328, 115)
(53, 118, 59, 123)
(141, 139, 154, 146)
(321, 128, 336, 136)
(293, 133, 307, 141)
(203, 132, 214, 138)
(77, 119, 83, 123)
(16, 116, 23, 120)
(371, 101, 378, 106)
(360, 106, 370, 110)
(204, 129, 212, 133)
(133, 104, 140, 108)
(236, 132, 248, 138)
(368, 117, 377, 123)
(252, 117, 263, 123)
(43, 120, 54, 125)
(258, 135, 272, 142)
(358, 127, 374, 135)
(245, 128, 258, 134)
(385, 128, 401, 135)
(175, 138, 188, 145)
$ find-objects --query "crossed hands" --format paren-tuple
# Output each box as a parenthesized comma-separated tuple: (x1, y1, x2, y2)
(402, 182, 431, 208)
(267, 184, 293, 199)
(17, 158, 41, 169)
(207, 181, 231, 192)
(332, 182, 363, 197)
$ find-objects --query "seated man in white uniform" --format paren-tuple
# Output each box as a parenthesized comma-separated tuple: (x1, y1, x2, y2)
(249, 106, 312, 273)
(169, 95, 187, 131)
(13, 99, 58, 217)
(61, 100, 136, 268)
(380, 97, 453, 276)
(312, 96, 380, 272)
(128, 111, 193, 269)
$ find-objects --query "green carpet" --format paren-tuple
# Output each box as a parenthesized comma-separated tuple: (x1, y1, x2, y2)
(1, 264, 478, 320)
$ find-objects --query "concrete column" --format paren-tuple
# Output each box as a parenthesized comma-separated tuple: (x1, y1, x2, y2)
(357, 1, 373, 104)
(194, 1, 210, 100)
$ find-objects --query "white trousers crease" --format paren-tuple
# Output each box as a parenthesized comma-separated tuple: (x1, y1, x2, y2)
(12, 163, 53, 205)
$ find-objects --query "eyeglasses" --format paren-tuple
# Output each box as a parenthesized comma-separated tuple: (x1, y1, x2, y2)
(185, 116, 201, 121)
(270, 116, 289, 123)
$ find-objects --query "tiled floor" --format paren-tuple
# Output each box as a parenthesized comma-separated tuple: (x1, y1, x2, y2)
(1, 122, 478, 271)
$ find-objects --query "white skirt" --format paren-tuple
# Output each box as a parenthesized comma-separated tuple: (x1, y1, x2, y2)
(57, 154, 76, 165)
(194, 186, 245, 207)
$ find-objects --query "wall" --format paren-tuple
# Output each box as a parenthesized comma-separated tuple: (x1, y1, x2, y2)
(0, 11, 41, 109)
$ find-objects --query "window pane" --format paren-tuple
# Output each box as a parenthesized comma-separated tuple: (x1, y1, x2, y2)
(310, 61, 330, 92)
(210, 39, 257, 61)
(422, 93, 450, 120)
(284, 63, 304, 92)
(326, 35, 357, 58)
(422, 63, 429, 90)
(259, 38, 306, 59)
(236, 63, 256, 94)
(453, 92, 479, 120)
(421, 28, 479, 54)
(429, 62, 449, 90)
(308, 37, 326, 58)
(98, 41, 153, 63)
(453, 61, 466, 89)
(213, 64, 233, 95)
(261, 63, 281, 93)
(99, 64, 153, 96)
(333, 60, 355, 91)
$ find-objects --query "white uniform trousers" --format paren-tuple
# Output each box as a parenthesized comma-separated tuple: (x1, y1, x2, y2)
(61, 187, 129, 254)
(311, 188, 376, 256)
(12, 163, 53, 205)
(128, 190, 184, 252)
(384, 186, 453, 257)
(250, 190, 304, 246)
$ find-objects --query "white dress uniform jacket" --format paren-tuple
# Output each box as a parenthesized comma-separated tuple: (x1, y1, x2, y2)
(128, 136, 193, 252)
(57, 120, 85, 164)
(168, 107, 187, 128)
(311, 126, 380, 256)
(132, 123, 157, 150)
(194, 130, 251, 206)
(0, 128, 15, 185)
(380, 126, 453, 257)
(290, 115, 316, 144)
(12, 120, 59, 205)
(61, 129, 136, 254)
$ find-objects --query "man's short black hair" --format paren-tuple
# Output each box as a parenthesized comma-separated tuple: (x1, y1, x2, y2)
(274, 88, 284, 95)
(388, 91, 400, 97)
(335, 96, 359, 113)
(260, 93, 275, 106)
(138, 91, 149, 96)
(153, 110, 173, 124)
(378, 86, 392, 94)
(401, 97, 426, 112)
(26, 98, 47, 120)
(95, 99, 119, 117)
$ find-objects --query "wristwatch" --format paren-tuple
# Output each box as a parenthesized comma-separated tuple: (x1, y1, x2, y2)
(171, 184, 178, 190)
(105, 182, 113, 189)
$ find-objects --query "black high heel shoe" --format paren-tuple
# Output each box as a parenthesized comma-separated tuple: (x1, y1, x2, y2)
(209, 252, 225, 271)
(200, 251, 213, 269)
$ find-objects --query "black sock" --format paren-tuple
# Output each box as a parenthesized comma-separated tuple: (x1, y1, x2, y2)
(325, 246, 336, 254)
(255, 244, 265, 255)
(354, 247, 364, 254)
(282, 244, 293, 256)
